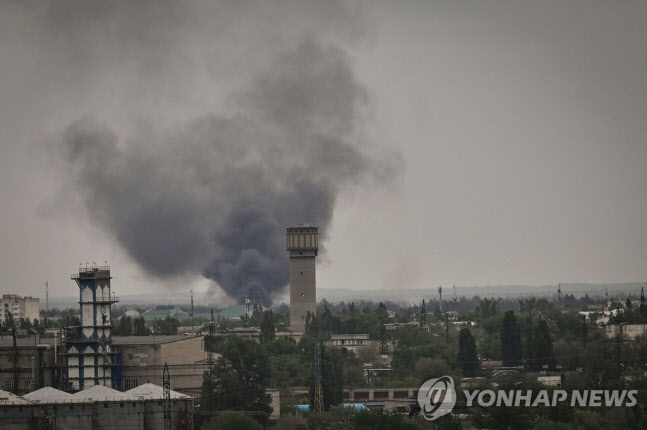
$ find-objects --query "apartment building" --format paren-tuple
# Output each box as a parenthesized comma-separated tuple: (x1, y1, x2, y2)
(1, 295, 40, 324)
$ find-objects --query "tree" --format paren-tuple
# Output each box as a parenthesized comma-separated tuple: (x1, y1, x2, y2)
(531, 319, 555, 370)
(458, 328, 480, 377)
(347, 302, 359, 334)
(153, 316, 178, 335)
(501, 311, 522, 366)
(201, 335, 272, 414)
(113, 316, 133, 336)
(414, 357, 451, 381)
(307, 405, 357, 430)
(133, 317, 150, 336)
(201, 411, 262, 430)
(477, 298, 499, 319)
(259, 310, 276, 344)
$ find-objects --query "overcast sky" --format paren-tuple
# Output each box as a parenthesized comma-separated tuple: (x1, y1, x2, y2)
(1, 1, 646, 302)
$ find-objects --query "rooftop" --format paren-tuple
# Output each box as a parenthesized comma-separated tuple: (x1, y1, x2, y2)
(112, 335, 201, 345)
(141, 306, 190, 322)
(72, 384, 127, 401)
(0, 389, 31, 405)
(0, 336, 55, 348)
(126, 383, 191, 400)
(24, 387, 73, 403)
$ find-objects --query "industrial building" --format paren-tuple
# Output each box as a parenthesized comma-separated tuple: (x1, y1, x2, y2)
(114, 335, 210, 396)
(64, 266, 119, 391)
(287, 225, 318, 332)
(0, 333, 211, 397)
(1, 295, 40, 325)
(0, 383, 193, 429)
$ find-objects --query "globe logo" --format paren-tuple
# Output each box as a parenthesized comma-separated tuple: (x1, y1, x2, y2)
(417, 375, 456, 421)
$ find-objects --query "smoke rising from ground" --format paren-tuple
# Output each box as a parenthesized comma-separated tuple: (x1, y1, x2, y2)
(55, 37, 390, 305)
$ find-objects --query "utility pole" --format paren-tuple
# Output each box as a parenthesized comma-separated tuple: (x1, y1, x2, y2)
(42, 406, 56, 430)
(190, 289, 194, 318)
(557, 283, 562, 309)
(245, 296, 251, 327)
(379, 314, 388, 354)
(45, 280, 49, 327)
(207, 309, 215, 370)
(163, 363, 171, 430)
(419, 299, 427, 331)
(12, 329, 18, 394)
(640, 287, 646, 319)
(314, 340, 324, 413)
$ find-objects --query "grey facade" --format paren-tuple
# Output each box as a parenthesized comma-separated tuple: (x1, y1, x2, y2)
(287, 225, 318, 332)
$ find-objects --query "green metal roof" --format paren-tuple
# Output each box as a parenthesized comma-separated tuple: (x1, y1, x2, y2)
(141, 306, 190, 323)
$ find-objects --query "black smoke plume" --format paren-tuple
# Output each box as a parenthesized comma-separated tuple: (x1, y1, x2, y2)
(56, 39, 388, 305)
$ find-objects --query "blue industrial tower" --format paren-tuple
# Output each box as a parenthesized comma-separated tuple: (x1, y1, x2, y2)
(64, 265, 119, 390)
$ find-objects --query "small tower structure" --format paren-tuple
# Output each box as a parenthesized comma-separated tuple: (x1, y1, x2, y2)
(65, 265, 118, 390)
(287, 225, 318, 332)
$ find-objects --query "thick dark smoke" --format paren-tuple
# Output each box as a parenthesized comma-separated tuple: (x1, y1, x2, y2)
(56, 39, 384, 305)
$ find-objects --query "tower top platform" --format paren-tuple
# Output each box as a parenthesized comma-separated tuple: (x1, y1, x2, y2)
(71, 266, 111, 281)
(287, 225, 318, 252)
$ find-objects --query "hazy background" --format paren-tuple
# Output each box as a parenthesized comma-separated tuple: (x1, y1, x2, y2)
(1, 1, 646, 304)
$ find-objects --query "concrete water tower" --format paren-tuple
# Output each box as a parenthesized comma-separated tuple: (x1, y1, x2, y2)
(287, 225, 318, 332)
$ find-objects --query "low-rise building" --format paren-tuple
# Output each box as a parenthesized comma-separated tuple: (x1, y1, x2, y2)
(325, 334, 375, 353)
(605, 323, 647, 340)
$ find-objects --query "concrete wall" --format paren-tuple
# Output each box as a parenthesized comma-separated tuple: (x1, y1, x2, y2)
(119, 337, 210, 396)
(93, 402, 145, 430)
(0, 406, 33, 430)
(0, 399, 192, 430)
(0, 345, 38, 394)
(289, 256, 316, 332)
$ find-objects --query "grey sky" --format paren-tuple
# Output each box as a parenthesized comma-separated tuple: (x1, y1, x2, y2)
(1, 1, 645, 301)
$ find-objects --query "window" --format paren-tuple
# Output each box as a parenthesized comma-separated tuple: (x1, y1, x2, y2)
(23, 380, 31, 389)
(3, 380, 15, 391)
(124, 378, 138, 390)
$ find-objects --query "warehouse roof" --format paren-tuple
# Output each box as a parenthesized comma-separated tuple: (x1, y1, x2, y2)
(73, 385, 129, 401)
(141, 305, 190, 323)
(24, 387, 74, 402)
(0, 336, 55, 348)
(126, 383, 191, 400)
(112, 335, 201, 345)
(0, 388, 32, 405)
